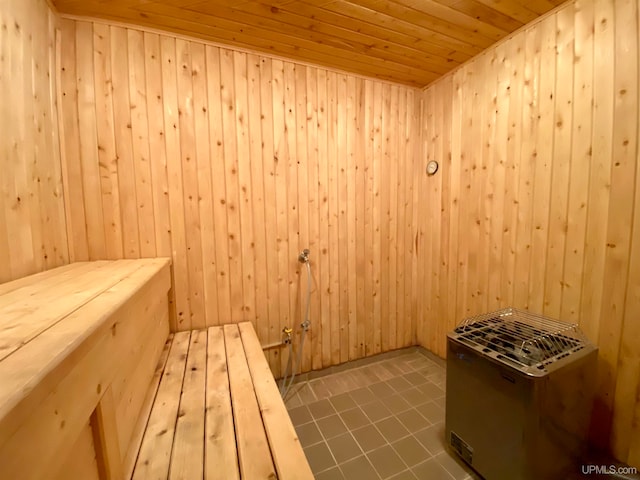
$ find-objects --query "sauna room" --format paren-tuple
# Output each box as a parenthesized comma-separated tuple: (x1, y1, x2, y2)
(1, 0, 639, 478)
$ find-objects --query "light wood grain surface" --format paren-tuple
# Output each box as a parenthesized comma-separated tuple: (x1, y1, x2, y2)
(133, 322, 312, 480)
(417, 0, 640, 468)
(49, 0, 566, 86)
(0, 0, 68, 282)
(0, 259, 171, 480)
(57, 19, 423, 377)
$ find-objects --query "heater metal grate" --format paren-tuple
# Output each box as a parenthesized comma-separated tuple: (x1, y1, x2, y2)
(450, 308, 593, 375)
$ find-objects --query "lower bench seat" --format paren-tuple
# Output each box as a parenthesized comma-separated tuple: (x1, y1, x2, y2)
(133, 322, 313, 480)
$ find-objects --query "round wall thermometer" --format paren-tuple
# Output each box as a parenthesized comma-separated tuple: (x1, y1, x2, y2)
(426, 160, 439, 176)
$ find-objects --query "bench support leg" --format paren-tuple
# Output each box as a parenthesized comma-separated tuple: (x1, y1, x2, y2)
(91, 386, 124, 480)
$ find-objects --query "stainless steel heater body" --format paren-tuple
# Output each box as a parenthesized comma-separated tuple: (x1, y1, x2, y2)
(445, 308, 598, 480)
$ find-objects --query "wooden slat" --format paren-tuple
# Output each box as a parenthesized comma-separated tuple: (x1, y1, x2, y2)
(258, 56, 283, 376)
(0, 260, 143, 362)
(0, 262, 88, 296)
(205, 45, 232, 326)
(596, 0, 638, 455)
(176, 38, 206, 329)
(111, 25, 141, 259)
(59, 18, 89, 262)
(123, 334, 174, 478)
(543, 4, 573, 318)
(223, 324, 276, 479)
(169, 329, 206, 479)
(75, 21, 107, 260)
(192, 42, 219, 328)
(204, 327, 238, 480)
(318, 69, 332, 367)
(160, 34, 191, 331)
(133, 331, 191, 480)
(93, 22, 124, 260)
(239, 322, 314, 480)
(127, 28, 157, 258)
(234, 50, 258, 329)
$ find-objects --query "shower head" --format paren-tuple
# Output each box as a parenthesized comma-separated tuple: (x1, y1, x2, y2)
(298, 249, 310, 263)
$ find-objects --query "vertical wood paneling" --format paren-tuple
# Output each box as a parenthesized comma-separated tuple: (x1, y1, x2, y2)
(419, 0, 640, 468)
(94, 23, 123, 260)
(0, 0, 68, 282)
(58, 20, 423, 377)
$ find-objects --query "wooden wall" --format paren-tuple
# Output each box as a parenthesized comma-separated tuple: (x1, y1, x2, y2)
(417, 0, 640, 467)
(0, 0, 69, 283)
(57, 18, 423, 376)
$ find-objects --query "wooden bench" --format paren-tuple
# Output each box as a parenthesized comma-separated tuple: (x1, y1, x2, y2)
(0, 259, 172, 480)
(0, 261, 312, 479)
(133, 322, 313, 480)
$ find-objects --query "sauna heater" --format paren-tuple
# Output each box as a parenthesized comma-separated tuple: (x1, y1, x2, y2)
(445, 308, 597, 480)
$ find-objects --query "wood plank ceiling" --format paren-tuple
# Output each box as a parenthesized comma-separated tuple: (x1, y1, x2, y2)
(52, 0, 566, 87)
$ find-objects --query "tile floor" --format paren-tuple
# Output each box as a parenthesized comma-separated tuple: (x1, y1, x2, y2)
(283, 348, 478, 480)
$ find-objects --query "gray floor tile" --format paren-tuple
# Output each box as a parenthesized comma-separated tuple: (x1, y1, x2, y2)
(418, 381, 445, 400)
(296, 421, 323, 447)
(304, 442, 336, 474)
(429, 372, 446, 386)
(388, 469, 419, 480)
(360, 366, 384, 384)
(375, 416, 411, 443)
(315, 466, 345, 480)
(349, 386, 376, 405)
(367, 444, 408, 479)
(308, 398, 337, 419)
(324, 374, 351, 396)
(416, 401, 445, 424)
(381, 394, 412, 414)
(326, 432, 363, 464)
(412, 458, 455, 480)
(402, 387, 430, 406)
(280, 348, 453, 479)
(330, 392, 358, 412)
(288, 405, 313, 426)
(414, 423, 447, 456)
(381, 362, 405, 377)
(435, 451, 475, 480)
(392, 435, 431, 468)
(417, 365, 443, 378)
(403, 371, 429, 386)
(340, 407, 370, 430)
(396, 408, 432, 433)
(310, 378, 333, 400)
(345, 370, 370, 389)
(394, 360, 415, 374)
(284, 392, 303, 409)
(317, 414, 349, 439)
(370, 381, 396, 398)
(361, 399, 393, 423)
(340, 455, 381, 480)
(294, 382, 319, 404)
(351, 424, 387, 452)
(388, 376, 413, 392)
